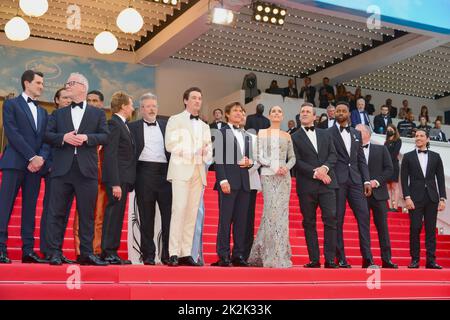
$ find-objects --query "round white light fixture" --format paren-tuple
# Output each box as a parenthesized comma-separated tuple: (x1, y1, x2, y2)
(94, 31, 118, 54)
(5, 16, 30, 41)
(19, 0, 48, 17)
(256, 5, 263, 11)
(263, 15, 269, 22)
(280, 9, 286, 16)
(116, 7, 143, 34)
(271, 17, 276, 23)
(273, 8, 279, 14)
(255, 14, 261, 21)
(264, 6, 271, 13)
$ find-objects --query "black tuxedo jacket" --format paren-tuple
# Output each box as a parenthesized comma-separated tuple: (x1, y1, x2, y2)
(401, 150, 446, 203)
(45, 104, 109, 179)
(317, 118, 335, 129)
(244, 114, 270, 134)
(210, 121, 227, 131)
(328, 125, 370, 185)
(214, 124, 251, 192)
(291, 127, 338, 195)
(367, 144, 393, 201)
(128, 118, 170, 162)
(102, 114, 136, 187)
(373, 114, 392, 134)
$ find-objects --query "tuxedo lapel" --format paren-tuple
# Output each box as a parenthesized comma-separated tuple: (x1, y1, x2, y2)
(332, 125, 348, 157)
(299, 128, 317, 155)
(77, 105, 91, 133)
(412, 151, 425, 179)
(18, 96, 37, 132)
(36, 106, 44, 134)
(64, 106, 75, 132)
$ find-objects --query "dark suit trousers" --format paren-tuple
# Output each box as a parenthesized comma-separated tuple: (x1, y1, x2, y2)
(367, 197, 392, 261)
(243, 189, 257, 260)
(0, 169, 41, 254)
(298, 191, 337, 262)
(135, 161, 172, 261)
(409, 192, 438, 263)
(217, 188, 250, 259)
(101, 183, 132, 256)
(40, 174, 73, 256)
(336, 182, 373, 260)
(47, 157, 98, 256)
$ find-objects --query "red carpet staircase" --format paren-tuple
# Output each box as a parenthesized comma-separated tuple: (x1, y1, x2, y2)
(0, 171, 449, 299)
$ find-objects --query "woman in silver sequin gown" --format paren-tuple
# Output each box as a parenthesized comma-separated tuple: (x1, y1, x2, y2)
(248, 106, 296, 268)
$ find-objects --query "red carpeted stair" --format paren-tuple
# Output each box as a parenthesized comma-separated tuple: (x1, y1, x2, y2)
(1, 171, 449, 299)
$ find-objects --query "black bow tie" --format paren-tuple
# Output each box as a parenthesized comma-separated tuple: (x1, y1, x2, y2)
(144, 120, 156, 126)
(340, 126, 350, 133)
(27, 97, 37, 106)
(304, 126, 315, 132)
(362, 144, 369, 149)
(418, 150, 428, 154)
(190, 114, 199, 120)
(232, 125, 241, 130)
(71, 102, 84, 109)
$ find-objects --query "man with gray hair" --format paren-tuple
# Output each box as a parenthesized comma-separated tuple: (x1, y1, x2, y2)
(355, 124, 398, 268)
(128, 93, 172, 265)
(44, 72, 109, 266)
(350, 98, 371, 128)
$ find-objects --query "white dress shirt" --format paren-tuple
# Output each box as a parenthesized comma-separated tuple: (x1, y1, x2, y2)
(359, 111, 366, 125)
(327, 118, 335, 128)
(228, 123, 245, 155)
(22, 92, 38, 129)
(363, 143, 370, 164)
(416, 149, 428, 177)
(302, 126, 318, 153)
(71, 101, 86, 155)
(139, 120, 167, 163)
(337, 123, 352, 156)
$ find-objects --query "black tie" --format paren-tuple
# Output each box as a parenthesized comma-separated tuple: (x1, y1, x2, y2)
(362, 144, 369, 149)
(418, 149, 428, 154)
(340, 126, 350, 133)
(232, 125, 241, 130)
(144, 120, 156, 126)
(71, 102, 84, 109)
(304, 126, 315, 132)
(27, 97, 37, 106)
(190, 114, 199, 120)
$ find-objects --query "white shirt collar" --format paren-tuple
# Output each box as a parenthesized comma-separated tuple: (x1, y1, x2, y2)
(22, 92, 31, 102)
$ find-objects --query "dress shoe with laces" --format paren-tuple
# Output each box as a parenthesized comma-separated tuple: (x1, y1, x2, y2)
(211, 257, 231, 267)
(337, 259, 352, 268)
(231, 256, 249, 267)
(22, 252, 48, 264)
(324, 261, 339, 269)
(382, 260, 398, 269)
(0, 252, 11, 264)
(49, 254, 63, 266)
(179, 256, 201, 266)
(408, 259, 420, 269)
(168, 255, 178, 266)
(102, 254, 131, 265)
(426, 262, 443, 269)
(304, 261, 321, 268)
(77, 254, 109, 266)
(362, 259, 378, 268)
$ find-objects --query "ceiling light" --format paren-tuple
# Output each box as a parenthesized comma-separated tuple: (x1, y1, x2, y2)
(5, 16, 30, 41)
(211, 7, 234, 25)
(19, 0, 48, 17)
(116, 7, 144, 34)
(94, 31, 118, 54)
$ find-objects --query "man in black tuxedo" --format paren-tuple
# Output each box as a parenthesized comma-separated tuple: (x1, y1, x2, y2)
(244, 104, 270, 134)
(317, 105, 336, 129)
(373, 105, 392, 134)
(401, 129, 446, 269)
(212, 102, 254, 267)
(328, 101, 375, 268)
(299, 77, 316, 107)
(128, 93, 172, 265)
(101, 92, 136, 265)
(356, 124, 398, 268)
(209, 108, 226, 130)
(44, 72, 109, 266)
(0, 70, 49, 264)
(291, 103, 338, 268)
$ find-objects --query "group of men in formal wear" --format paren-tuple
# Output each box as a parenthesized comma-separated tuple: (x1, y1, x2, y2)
(0, 70, 446, 269)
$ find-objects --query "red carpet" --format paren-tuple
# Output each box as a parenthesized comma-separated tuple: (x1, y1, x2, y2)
(0, 171, 449, 299)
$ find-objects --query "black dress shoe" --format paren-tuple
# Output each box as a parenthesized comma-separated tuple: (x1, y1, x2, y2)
(161, 258, 169, 265)
(22, 252, 48, 264)
(61, 255, 75, 264)
(382, 260, 398, 269)
(77, 254, 109, 266)
(408, 259, 420, 269)
(102, 254, 131, 265)
(337, 259, 352, 268)
(0, 252, 12, 264)
(304, 261, 321, 268)
(49, 254, 63, 266)
(324, 261, 339, 269)
(231, 256, 249, 267)
(211, 257, 231, 267)
(168, 255, 178, 266)
(143, 258, 155, 265)
(426, 262, 443, 269)
(362, 259, 378, 268)
(179, 256, 200, 266)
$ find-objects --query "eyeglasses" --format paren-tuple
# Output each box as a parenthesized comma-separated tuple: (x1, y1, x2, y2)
(65, 81, 84, 87)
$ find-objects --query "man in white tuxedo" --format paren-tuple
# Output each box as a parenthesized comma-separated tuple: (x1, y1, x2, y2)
(165, 87, 212, 266)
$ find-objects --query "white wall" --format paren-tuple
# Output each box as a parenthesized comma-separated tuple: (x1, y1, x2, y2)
(155, 58, 292, 120)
